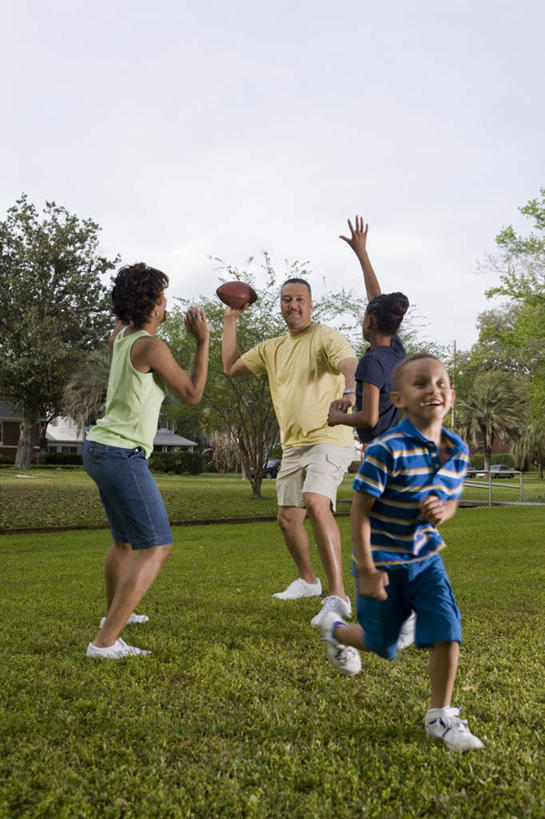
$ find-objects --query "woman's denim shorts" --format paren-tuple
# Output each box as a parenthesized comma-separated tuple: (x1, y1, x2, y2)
(83, 440, 172, 550)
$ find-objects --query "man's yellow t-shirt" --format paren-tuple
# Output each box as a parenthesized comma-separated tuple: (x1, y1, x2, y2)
(241, 323, 355, 449)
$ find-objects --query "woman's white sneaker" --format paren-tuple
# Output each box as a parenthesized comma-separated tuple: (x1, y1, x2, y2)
(86, 638, 151, 659)
(99, 612, 149, 628)
(273, 578, 322, 600)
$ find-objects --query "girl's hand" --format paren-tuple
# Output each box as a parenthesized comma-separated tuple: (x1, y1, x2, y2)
(340, 215, 369, 257)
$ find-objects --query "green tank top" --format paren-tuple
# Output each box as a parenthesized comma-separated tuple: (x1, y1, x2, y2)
(87, 328, 167, 458)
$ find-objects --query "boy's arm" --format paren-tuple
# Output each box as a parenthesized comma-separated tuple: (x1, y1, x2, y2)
(350, 491, 388, 600)
(419, 496, 459, 527)
(340, 215, 381, 300)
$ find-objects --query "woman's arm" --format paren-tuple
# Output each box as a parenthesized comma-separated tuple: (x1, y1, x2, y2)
(108, 320, 127, 348)
(132, 307, 210, 405)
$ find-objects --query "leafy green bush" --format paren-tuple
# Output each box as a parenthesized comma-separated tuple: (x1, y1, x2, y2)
(42, 452, 83, 465)
(469, 453, 515, 469)
(149, 450, 204, 475)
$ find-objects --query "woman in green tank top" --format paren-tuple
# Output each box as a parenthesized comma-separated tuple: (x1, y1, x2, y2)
(83, 263, 209, 660)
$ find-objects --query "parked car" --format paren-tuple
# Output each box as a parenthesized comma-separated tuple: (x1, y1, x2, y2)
(263, 458, 281, 478)
(249, 458, 282, 479)
(475, 464, 516, 479)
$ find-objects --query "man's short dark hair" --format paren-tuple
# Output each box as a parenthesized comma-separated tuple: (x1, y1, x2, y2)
(392, 353, 444, 392)
(280, 277, 312, 297)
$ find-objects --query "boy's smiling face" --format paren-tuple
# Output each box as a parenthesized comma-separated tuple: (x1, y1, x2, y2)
(392, 357, 455, 428)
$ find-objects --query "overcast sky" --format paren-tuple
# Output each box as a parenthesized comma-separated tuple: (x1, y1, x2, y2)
(3, 0, 545, 349)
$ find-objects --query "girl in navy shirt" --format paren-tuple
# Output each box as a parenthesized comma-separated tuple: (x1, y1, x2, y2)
(328, 215, 409, 445)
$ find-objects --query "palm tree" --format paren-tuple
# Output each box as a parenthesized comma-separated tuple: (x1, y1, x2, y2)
(63, 346, 111, 431)
(511, 421, 545, 478)
(456, 373, 525, 472)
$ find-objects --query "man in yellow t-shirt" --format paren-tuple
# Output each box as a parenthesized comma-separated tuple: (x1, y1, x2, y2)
(222, 278, 358, 626)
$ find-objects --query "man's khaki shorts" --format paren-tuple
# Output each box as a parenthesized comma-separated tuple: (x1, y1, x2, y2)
(276, 443, 354, 510)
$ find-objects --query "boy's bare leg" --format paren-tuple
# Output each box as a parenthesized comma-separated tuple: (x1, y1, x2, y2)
(277, 506, 318, 584)
(429, 641, 459, 707)
(333, 623, 370, 651)
(303, 492, 347, 600)
(93, 544, 172, 647)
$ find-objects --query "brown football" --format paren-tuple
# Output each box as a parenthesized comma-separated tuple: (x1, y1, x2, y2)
(216, 281, 258, 309)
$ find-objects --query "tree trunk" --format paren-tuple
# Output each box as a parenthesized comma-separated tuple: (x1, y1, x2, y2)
(538, 457, 543, 480)
(15, 408, 35, 469)
(250, 475, 263, 499)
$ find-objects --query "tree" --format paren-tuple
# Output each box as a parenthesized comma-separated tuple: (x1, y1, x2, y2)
(478, 188, 545, 418)
(511, 421, 545, 478)
(63, 346, 112, 430)
(456, 372, 525, 472)
(0, 195, 118, 467)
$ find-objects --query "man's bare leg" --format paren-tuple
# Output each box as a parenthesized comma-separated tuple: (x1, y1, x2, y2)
(303, 492, 347, 600)
(277, 506, 317, 584)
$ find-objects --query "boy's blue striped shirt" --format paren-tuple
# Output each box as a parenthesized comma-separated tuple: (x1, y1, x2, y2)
(353, 418, 469, 565)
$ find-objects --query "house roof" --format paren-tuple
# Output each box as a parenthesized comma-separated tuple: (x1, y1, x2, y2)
(0, 400, 21, 420)
(153, 431, 196, 447)
(45, 418, 197, 448)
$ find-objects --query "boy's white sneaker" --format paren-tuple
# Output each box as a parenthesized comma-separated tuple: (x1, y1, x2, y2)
(425, 707, 484, 751)
(319, 610, 362, 676)
(273, 577, 322, 600)
(99, 612, 150, 628)
(397, 612, 416, 650)
(86, 638, 151, 659)
(310, 595, 352, 628)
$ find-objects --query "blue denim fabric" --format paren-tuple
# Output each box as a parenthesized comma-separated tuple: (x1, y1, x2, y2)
(356, 553, 462, 660)
(83, 440, 172, 549)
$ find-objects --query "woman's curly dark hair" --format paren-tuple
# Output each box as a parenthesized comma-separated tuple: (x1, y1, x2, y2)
(366, 291, 409, 336)
(111, 263, 169, 325)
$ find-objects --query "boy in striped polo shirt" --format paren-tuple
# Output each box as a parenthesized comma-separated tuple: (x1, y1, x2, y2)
(319, 353, 483, 752)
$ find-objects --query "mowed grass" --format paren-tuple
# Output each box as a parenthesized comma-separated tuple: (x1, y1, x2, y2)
(2, 467, 545, 533)
(0, 470, 281, 531)
(0, 507, 544, 817)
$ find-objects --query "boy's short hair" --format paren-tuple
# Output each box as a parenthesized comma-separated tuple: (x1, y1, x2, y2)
(281, 277, 312, 297)
(392, 353, 445, 392)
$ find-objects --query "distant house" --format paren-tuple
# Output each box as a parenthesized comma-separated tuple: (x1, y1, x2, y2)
(0, 400, 41, 461)
(46, 416, 85, 454)
(46, 414, 197, 454)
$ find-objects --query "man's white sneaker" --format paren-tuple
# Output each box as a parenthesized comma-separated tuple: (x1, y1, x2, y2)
(397, 612, 416, 650)
(310, 595, 352, 628)
(319, 610, 362, 676)
(273, 577, 322, 600)
(425, 707, 484, 752)
(86, 638, 151, 659)
(99, 612, 150, 629)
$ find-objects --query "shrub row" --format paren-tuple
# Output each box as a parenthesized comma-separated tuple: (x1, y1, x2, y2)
(148, 451, 204, 474)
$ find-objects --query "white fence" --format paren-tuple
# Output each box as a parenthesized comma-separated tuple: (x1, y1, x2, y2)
(464, 470, 523, 506)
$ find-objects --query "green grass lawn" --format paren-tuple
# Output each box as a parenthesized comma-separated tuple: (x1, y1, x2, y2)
(2, 468, 545, 533)
(1, 507, 544, 817)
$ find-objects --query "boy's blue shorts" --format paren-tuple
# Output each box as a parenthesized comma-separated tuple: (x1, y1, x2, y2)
(355, 553, 462, 660)
(83, 440, 173, 550)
